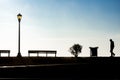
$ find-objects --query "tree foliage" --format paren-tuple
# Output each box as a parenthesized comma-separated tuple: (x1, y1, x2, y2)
(69, 44, 82, 57)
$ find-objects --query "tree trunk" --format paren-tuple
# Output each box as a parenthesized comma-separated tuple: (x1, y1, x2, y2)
(75, 52, 78, 58)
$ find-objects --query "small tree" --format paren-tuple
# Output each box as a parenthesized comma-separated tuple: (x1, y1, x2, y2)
(69, 44, 82, 57)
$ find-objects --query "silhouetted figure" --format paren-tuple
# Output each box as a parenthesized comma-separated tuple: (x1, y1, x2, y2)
(110, 39, 115, 57)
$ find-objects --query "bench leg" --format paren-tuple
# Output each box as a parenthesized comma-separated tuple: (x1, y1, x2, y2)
(55, 54, 56, 57)
(37, 53, 39, 57)
(8, 53, 10, 57)
(28, 53, 30, 57)
(46, 53, 47, 57)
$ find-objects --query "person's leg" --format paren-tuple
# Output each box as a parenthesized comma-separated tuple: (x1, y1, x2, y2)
(110, 49, 112, 57)
(112, 47, 115, 57)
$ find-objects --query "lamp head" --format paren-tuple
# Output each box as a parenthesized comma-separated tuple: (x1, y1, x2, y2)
(17, 13, 22, 22)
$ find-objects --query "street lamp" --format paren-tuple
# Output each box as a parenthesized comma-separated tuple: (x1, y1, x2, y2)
(17, 13, 22, 57)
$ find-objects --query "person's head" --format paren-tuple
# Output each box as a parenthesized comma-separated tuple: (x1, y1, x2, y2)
(110, 39, 112, 42)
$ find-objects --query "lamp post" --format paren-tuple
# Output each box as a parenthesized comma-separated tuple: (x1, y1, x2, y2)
(17, 13, 22, 57)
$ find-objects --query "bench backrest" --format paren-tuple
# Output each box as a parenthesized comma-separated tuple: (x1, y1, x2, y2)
(0, 50, 10, 53)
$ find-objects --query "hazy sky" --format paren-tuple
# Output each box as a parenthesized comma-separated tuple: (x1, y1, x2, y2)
(0, 0, 120, 57)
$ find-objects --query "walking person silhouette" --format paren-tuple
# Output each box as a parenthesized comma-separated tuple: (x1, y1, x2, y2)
(110, 39, 115, 57)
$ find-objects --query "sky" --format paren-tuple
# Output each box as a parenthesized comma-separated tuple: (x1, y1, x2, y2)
(0, 0, 120, 57)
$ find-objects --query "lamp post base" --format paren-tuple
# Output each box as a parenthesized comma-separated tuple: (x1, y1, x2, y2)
(17, 53, 22, 57)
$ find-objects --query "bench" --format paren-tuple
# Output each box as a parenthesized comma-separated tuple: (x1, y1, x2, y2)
(0, 50, 10, 57)
(28, 50, 57, 57)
